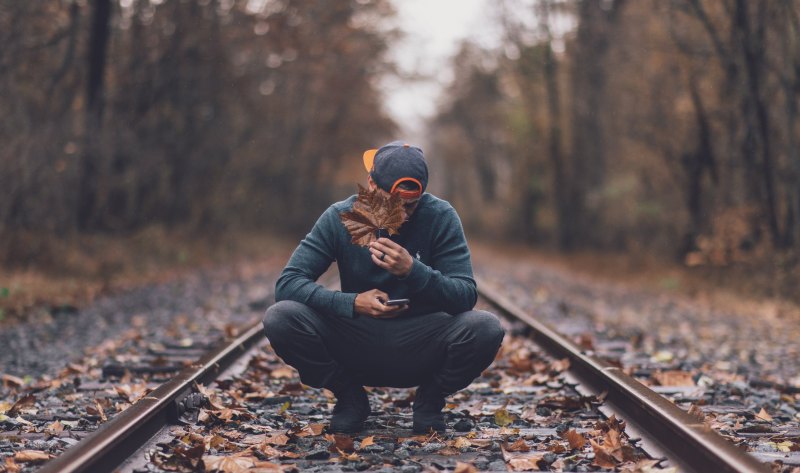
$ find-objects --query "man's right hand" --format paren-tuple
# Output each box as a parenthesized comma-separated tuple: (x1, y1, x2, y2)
(354, 289, 408, 319)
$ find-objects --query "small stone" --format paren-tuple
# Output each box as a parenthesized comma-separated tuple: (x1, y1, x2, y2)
(488, 460, 507, 470)
(453, 418, 474, 431)
(304, 448, 330, 460)
(363, 444, 384, 454)
(421, 442, 445, 453)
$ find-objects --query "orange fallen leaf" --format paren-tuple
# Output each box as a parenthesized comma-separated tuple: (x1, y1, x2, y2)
(755, 408, 773, 422)
(13, 450, 51, 463)
(564, 429, 586, 450)
(505, 438, 531, 452)
(454, 461, 478, 473)
(359, 436, 375, 449)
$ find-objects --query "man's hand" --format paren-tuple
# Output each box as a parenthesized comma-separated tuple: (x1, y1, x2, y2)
(369, 238, 413, 277)
(354, 289, 408, 319)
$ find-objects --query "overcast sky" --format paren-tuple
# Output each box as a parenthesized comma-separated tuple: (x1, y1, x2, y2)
(383, 0, 501, 144)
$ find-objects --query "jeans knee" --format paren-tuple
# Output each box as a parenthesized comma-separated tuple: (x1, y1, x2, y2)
(458, 310, 505, 348)
(262, 300, 304, 341)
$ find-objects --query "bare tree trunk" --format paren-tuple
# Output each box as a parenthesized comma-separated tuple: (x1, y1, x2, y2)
(681, 77, 717, 254)
(568, 0, 626, 247)
(78, 0, 112, 229)
(735, 0, 781, 246)
(540, 0, 570, 249)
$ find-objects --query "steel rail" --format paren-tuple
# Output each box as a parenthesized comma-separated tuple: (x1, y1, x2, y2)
(37, 320, 266, 473)
(476, 277, 770, 473)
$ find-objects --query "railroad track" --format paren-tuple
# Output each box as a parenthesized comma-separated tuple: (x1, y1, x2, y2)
(21, 280, 773, 472)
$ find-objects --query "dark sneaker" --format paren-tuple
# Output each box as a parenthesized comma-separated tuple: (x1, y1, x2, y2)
(413, 383, 447, 434)
(329, 384, 370, 433)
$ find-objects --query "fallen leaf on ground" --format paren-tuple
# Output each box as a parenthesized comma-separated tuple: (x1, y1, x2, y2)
(501, 448, 544, 471)
(269, 367, 295, 379)
(591, 439, 619, 468)
(203, 454, 258, 473)
(454, 461, 478, 473)
(263, 433, 290, 446)
(293, 423, 324, 437)
(621, 459, 678, 473)
(336, 448, 361, 462)
(653, 370, 695, 386)
(564, 429, 587, 449)
(3, 457, 21, 473)
(45, 420, 64, 435)
(325, 434, 355, 452)
(494, 406, 516, 427)
(7, 394, 35, 416)
(1, 373, 25, 388)
(505, 438, 531, 452)
(755, 408, 773, 421)
(359, 436, 375, 448)
(13, 450, 51, 463)
(86, 400, 107, 421)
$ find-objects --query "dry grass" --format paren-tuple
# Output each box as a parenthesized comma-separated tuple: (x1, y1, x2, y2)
(0, 228, 296, 325)
(472, 239, 800, 320)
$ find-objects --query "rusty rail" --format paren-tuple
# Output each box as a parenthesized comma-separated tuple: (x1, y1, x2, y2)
(36, 321, 266, 473)
(476, 277, 770, 473)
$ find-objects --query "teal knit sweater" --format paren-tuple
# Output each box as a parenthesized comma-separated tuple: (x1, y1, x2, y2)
(275, 193, 477, 318)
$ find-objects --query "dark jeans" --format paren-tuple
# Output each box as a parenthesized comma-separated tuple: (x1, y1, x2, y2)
(262, 300, 505, 395)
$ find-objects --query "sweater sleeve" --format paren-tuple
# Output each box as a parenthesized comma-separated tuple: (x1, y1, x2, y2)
(399, 207, 477, 314)
(274, 206, 358, 318)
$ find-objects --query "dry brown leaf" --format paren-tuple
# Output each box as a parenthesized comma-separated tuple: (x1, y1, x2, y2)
(550, 358, 570, 373)
(451, 437, 472, 449)
(13, 450, 51, 463)
(45, 420, 64, 435)
(248, 461, 284, 472)
(564, 429, 587, 450)
(3, 457, 21, 473)
(621, 459, 678, 473)
(263, 433, 290, 446)
(269, 367, 295, 379)
(454, 461, 478, 473)
(86, 400, 107, 421)
(254, 443, 283, 459)
(755, 408, 773, 421)
(7, 394, 35, 417)
(505, 438, 531, 452)
(339, 185, 407, 247)
(359, 436, 375, 449)
(203, 454, 257, 473)
(590, 439, 618, 468)
(325, 434, 355, 452)
(494, 406, 516, 427)
(336, 448, 361, 462)
(502, 449, 544, 471)
(653, 370, 695, 387)
(687, 404, 706, 421)
(1, 374, 25, 388)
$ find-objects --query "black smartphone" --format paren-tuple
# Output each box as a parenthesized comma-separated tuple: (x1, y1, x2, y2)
(384, 298, 410, 306)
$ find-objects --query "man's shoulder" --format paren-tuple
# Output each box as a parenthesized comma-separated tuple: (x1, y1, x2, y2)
(328, 195, 358, 213)
(417, 193, 457, 216)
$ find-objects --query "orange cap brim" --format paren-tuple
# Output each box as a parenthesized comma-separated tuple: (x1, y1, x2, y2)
(363, 149, 378, 172)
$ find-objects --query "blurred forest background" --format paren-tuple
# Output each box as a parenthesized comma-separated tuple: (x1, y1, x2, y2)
(1, 0, 799, 309)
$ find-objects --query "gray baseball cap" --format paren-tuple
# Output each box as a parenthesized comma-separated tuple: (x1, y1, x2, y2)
(362, 141, 428, 198)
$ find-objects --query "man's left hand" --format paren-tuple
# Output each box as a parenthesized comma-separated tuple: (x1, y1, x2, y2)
(369, 238, 413, 277)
